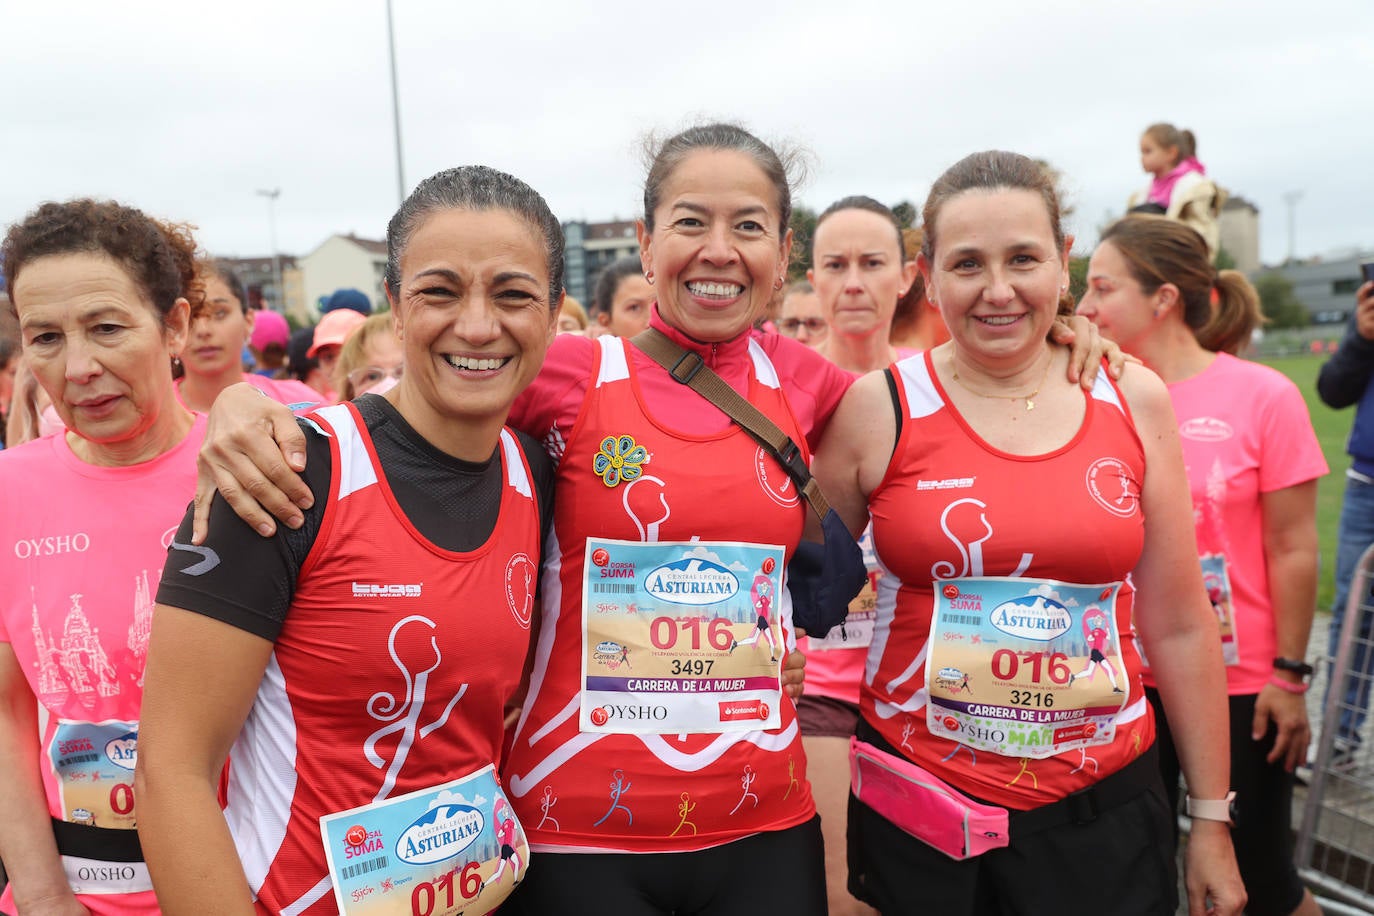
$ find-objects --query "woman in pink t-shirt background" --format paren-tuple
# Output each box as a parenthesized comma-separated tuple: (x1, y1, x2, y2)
(1078, 215, 1328, 916)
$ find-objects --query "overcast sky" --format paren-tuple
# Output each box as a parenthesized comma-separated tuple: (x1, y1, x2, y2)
(6, 0, 1372, 269)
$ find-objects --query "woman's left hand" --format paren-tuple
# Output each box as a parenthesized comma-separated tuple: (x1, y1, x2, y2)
(782, 648, 806, 699)
(1184, 821, 1247, 916)
(1050, 315, 1135, 387)
(1253, 684, 1312, 771)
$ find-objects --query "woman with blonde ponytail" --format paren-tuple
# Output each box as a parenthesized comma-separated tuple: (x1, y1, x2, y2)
(1078, 214, 1327, 916)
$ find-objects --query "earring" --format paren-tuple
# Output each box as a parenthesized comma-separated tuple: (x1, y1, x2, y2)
(774, 277, 785, 290)
(645, 270, 655, 285)
(171, 354, 182, 369)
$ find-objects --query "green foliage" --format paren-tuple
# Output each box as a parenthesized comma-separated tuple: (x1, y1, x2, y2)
(891, 200, 917, 231)
(1215, 247, 1236, 271)
(1068, 256, 1089, 303)
(788, 204, 819, 281)
(1255, 271, 1310, 329)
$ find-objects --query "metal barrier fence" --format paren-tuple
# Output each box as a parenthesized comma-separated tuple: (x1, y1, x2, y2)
(1297, 543, 1374, 913)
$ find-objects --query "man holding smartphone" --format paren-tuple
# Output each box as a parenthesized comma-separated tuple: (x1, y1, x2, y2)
(1316, 267, 1374, 767)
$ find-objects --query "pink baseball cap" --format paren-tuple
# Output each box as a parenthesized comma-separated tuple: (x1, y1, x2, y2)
(308, 308, 367, 358)
(250, 309, 290, 352)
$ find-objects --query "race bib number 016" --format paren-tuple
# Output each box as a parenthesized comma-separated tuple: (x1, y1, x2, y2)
(581, 538, 786, 734)
(926, 578, 1130, 759)
(319, 765, 527, 916)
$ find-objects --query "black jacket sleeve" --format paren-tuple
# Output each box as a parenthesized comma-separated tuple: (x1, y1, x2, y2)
(1317, 316, 1374, 409)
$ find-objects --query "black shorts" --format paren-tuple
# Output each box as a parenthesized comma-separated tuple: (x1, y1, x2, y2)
(796, 693, 861, 739)
(755, 614, 768, 630)
(847, 723, 1176, 916)
(1146, 687, 1306, 916)
(501, 816, 826, 916)
(1089, 648, 1107, 664)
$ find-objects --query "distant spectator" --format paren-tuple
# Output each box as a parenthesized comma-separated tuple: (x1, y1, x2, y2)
(250, 308, 291, 377)
(320, 287, 373, 315)
(778, 280, 827, 347)
(285, 325, 331, 400)
(0, 337, 16, 448)
(558, 295, 588, 334)
(177, 262, 321, 413)
(308, 308, 368, 400)
(1127, 123, 1225, 261)
(590, 255, 652, 337)
(333, 312, 403, 401)
(1316, 278, 1374, 765)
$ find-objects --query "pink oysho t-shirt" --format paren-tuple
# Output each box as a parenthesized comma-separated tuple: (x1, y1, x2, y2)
(244, 373, 324, 411)
(0, 416, 205, 914)
(1146, 353, 1327, 694)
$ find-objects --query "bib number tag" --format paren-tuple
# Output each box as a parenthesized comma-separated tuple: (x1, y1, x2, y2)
(320, 764, 527, 916)
(1201, 554, 1240, 666)
(47, 720, 139, 829)
(581, 538, 786, 734)
(927, 578, 1129, 759)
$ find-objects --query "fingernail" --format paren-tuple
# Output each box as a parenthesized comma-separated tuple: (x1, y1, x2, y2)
(257, 523, 274, 537)
(290, 452, 306, 469)
(287, 514, 304, 529)
(296, 497, 313, 510)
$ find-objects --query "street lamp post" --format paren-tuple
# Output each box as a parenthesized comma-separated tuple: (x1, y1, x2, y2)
(1282, 189, 1304, 265)
(386, 0, 405, 205)
(256, 188, 284, 315)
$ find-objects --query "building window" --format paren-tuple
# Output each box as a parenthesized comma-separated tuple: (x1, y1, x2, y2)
(1334, 278, 1361, 295)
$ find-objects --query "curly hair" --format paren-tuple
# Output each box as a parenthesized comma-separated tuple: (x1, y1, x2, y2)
(2, 198, 199, 325)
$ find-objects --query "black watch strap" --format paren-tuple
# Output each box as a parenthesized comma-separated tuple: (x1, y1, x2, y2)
(1273, 657, 1314, 678)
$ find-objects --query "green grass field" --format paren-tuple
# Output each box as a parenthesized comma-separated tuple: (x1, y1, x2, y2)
(1258, 354, 1350, 615)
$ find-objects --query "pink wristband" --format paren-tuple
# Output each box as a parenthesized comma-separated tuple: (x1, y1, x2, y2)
(1267, 674, 1309, 695)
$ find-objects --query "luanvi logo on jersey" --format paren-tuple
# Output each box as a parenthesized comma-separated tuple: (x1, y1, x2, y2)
(352, 583, 423, 598)
(916, 477, 976, 491)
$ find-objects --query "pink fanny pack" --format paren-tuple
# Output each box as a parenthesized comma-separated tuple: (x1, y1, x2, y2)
(849, 736, 1010, 860)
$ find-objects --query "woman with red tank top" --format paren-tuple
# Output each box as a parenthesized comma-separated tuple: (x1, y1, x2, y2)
(815, 151, 1245, 916)
(187, 128, 1120, 916)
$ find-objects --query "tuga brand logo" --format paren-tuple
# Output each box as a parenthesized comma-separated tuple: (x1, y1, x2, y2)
(104, 732, 138, 771)
(755, 446, 800, 508)
(14, 533, 90, 559)
(505, 553, 536, 628)
(719, 699, 770, 723)
(644, 558, 739, 606)
(916, 477, 976, 491)
(1179, 416, 1234, 443)
(1085, 457, 1141, 518)
(352, 583, 423, 598)
(989, 595, 1072, 641)
(396, 804, 484, 866)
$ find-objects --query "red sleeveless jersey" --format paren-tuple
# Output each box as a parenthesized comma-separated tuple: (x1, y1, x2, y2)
(864, 352, 1155, 809)
(224, 403, 541, 914)
(505, 336, 814, 852)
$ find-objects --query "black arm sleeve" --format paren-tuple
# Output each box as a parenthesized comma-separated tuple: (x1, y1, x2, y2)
(1317, 316, 1374, 408)
(155, 422, 331, 641)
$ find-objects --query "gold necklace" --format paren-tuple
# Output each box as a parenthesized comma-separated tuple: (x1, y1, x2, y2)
(948, 349, 1053, 412)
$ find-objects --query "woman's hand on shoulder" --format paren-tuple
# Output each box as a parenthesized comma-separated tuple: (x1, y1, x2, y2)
(1049, 315, 1136, 388)
(193, 382, 311, 544)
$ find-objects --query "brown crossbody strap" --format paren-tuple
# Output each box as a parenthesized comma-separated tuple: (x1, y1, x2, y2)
(630, 328, 830, 519)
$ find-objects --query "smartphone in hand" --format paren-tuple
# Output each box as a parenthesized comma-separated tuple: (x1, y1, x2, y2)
(1362, 262, 1374, 286)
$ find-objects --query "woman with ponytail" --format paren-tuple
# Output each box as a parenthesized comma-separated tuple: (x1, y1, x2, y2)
(1077, 215, 1326, 916)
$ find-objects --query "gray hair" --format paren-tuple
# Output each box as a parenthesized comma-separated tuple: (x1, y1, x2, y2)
(385, 165, 565, 308)
(641, 122, 805, 235)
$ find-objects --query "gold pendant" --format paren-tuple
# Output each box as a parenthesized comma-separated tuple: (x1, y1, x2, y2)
(1025, 399, 1035, 411)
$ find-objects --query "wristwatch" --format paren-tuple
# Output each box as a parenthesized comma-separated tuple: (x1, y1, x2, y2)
(1273, 657, 1314, 679)
(1186, 791, 1237, 827)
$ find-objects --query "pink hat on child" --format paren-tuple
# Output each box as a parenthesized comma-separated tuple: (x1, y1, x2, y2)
(250, 309, 290, 352)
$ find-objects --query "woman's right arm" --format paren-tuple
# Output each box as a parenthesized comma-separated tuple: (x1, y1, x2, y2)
(0, 645, 89, 916)
(135, 606, 273, 915)
(811, 370, 897, 538)
(191, 382, 312, 543)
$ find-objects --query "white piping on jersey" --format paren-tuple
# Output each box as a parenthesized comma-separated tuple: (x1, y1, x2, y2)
(313, 404, 378, 499)
(280, 876, 334, 916)
(499, 427, 532, 498)
(746, 338, 781, 389)
(595, 335, 784, 389)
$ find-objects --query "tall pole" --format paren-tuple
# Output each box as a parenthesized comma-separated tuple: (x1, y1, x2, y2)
(256, 188, 284, 314)
(386, 0, 405, 204)
(1282, 190, 1304, 264)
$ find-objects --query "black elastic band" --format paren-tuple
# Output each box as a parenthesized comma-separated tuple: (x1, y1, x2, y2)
(51, 817, 145, 863)
(884, 368, 903, 459)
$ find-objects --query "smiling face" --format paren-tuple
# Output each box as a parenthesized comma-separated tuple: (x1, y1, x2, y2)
(809, 208, 914, 342)
(920, 188, 1068, 369)
(183, 273, 250, 379)
(638, 149, 792, 343)
(13, 252, 188, 463)
(1077, 241, 1157, 355)
(388, 207, 556, 459)
(1139, 134, 1177, 178)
